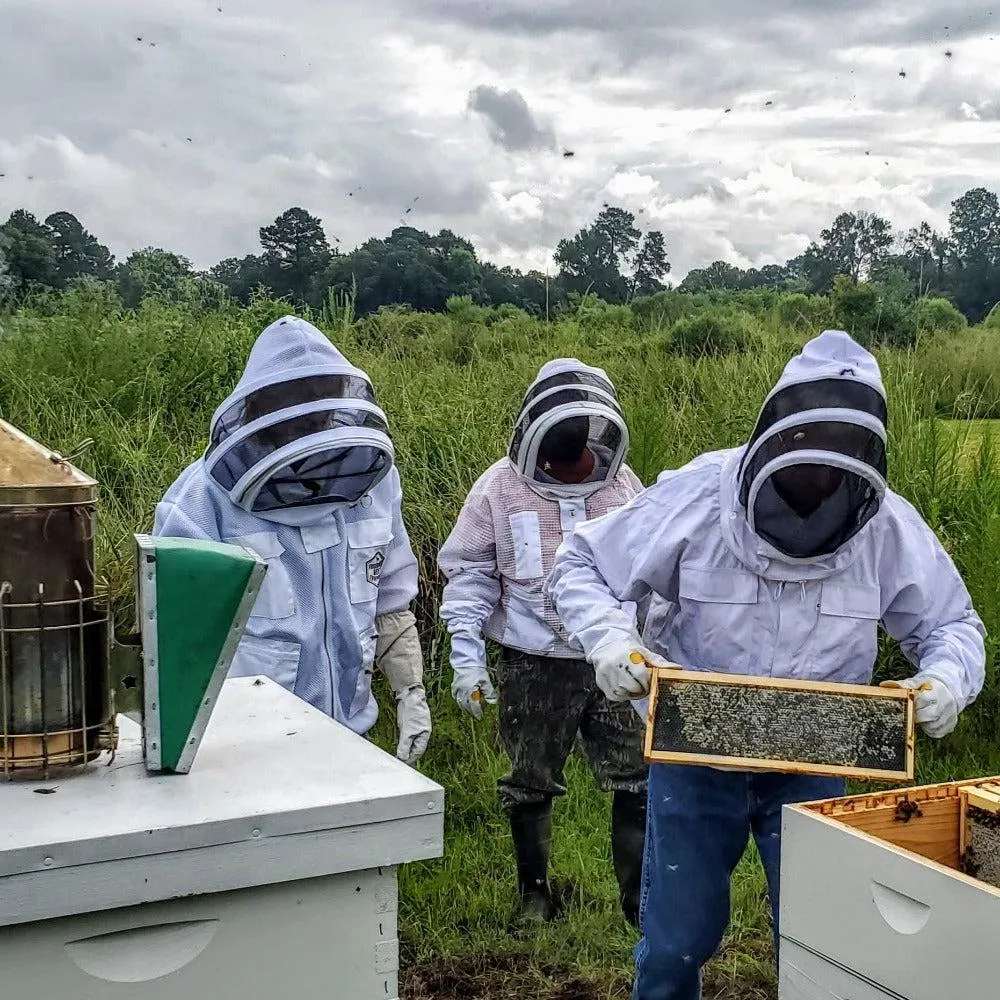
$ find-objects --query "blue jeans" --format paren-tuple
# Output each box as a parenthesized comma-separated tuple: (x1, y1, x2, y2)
(632, 764, 844, 1000)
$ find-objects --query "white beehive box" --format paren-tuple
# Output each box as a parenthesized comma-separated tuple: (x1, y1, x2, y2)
(779, 775, 1000, 999)
(0, 677, 444, 999)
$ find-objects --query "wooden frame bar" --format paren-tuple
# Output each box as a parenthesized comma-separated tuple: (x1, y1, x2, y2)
(960, 782, 1000, 875)
(643, 667, 917, 781)
(791, 775, 1000, 879)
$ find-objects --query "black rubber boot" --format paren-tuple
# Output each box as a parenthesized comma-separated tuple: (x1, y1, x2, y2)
(611, 790, 647, 928)
(508, 801, 560, 922)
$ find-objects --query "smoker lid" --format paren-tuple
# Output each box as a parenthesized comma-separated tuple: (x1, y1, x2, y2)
(0, 419, 98, 506)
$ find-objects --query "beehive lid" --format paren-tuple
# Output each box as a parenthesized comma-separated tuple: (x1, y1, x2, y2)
(0, 677, 445, 926)
(0, 418, 97, 505)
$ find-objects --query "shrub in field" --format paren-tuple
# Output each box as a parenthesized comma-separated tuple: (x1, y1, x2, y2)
(915, 297, 968, 334)
(666, 307, 755, 357)
(444, 296, 488, 365)
(629, 289, 694, 332)
(830, 274, 918, 348)
(778, 292, 834, 332)
(576, 304, 635, 351)
(446, 323, 478, 366)
(354, 302, 443, 352)
(444, 294, 488, 325)
(578, 300, 633, 332)
(485, 302, 531, 325)
(705, 287, 782, 320)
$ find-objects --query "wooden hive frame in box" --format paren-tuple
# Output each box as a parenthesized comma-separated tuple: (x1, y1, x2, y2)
(780, 775, 1000, 999)
(960, 780, 1000, 888)
(644, 667, 917, 782)
(797, 777, 988, 869)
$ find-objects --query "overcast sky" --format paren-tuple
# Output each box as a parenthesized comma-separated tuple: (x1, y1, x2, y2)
(1, 0, 998, 279)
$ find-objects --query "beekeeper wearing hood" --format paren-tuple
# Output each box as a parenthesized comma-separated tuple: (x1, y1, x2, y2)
(153, 315, 431, 766)
(437, 359, 648, 926)
(546, 331, 986, 999)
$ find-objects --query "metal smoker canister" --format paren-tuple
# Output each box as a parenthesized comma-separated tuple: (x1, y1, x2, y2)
(0, 419, 116, 776)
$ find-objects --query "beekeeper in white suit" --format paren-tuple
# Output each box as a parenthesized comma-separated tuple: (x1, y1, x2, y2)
(546, 330, 986, 1000)
(153, 314, 431, 766)
(438, 358, 648, 926)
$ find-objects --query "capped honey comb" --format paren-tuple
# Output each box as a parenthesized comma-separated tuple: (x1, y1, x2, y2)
(644, 668, 916, 781)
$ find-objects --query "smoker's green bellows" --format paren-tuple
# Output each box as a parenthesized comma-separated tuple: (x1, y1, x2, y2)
(135, 534, 266, 773)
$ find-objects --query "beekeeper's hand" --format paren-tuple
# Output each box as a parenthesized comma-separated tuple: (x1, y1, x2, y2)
(375, 610, 431, 765)
(896, 674, 959, 739)
(590, 632, 676, 702)
(449, 632, 498, 720)
(395, 684, 432, 764)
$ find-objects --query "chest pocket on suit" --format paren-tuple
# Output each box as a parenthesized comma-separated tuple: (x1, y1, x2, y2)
(346, 517, 393, 605)
(677, 566, 759, 672)
(814, 582, 881, 682)
(509, 511, 544, 580)
(225, 532, 295, 621)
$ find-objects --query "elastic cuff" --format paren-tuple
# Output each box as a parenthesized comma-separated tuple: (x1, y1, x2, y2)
(448, 631, 487, 674)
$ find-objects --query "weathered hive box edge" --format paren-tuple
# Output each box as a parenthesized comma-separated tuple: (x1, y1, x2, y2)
(779, 774, 1000, 1000)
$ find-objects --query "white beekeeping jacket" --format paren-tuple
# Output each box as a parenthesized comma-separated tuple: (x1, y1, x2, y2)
(546, 332, 986, 714)
(153, 315, 419, 738)
(438, 456, 644, 669)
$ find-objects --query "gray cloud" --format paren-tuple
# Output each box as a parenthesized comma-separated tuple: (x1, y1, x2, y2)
(466, 85, 555, 152)
(1, 0, 998, 280)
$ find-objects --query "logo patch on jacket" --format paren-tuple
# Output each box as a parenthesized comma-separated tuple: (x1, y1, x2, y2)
(366, 550, 385, 586)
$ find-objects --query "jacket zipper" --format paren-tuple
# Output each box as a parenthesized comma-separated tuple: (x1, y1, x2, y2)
(769, 580, 785, 677)
(320, 550, 334, 714)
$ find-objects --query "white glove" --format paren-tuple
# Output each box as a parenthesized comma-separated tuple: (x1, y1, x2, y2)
(395, 684, 432, 764)
(449, 632, 498, 720)
(590, 632, 676, 702)
(897, 674, 959, 739)
(451, 668, 498, 719)
(374, 611, 431, 765)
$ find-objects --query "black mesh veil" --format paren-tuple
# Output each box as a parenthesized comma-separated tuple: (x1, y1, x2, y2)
(739, 385, 888, 559)
(207, 371, 393, 511)
(509, 380, 626, 486)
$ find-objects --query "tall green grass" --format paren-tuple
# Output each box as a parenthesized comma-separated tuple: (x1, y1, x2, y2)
(1, 291, 998, 998)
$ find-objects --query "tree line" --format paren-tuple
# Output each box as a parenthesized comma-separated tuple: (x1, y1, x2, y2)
(1, 187, 999, 322)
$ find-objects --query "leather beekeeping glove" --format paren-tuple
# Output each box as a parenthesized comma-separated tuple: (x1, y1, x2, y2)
(895, 673, 960, 739)
(375, 610, 431, 765)
(589, 631, 677, 702)
(448, 631, 498, 720)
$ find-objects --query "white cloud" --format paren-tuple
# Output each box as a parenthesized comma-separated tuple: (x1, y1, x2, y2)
(1, 0, 998, 279)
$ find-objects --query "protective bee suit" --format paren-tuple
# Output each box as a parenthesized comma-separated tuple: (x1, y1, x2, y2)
(153, 315, 431, 766)
(546, 331, 986, 1000)
(438, 358, 648, 926)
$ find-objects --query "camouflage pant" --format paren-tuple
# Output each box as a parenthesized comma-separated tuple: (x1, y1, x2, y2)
(495, 646, 648, 812)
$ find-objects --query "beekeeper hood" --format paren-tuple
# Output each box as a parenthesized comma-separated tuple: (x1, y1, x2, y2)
(508, 358, 629, 500)
(737, 330, 888, 561)
(203, 315, 394, 522)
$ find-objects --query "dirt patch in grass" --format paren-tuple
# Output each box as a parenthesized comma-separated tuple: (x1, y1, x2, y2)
(401, 944, 777, 1000)
(402, 951, 613, 1000)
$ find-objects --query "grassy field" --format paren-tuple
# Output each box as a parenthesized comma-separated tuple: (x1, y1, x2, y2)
(2, 290, 1000, 998)
(940, 419, 1000, 469)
